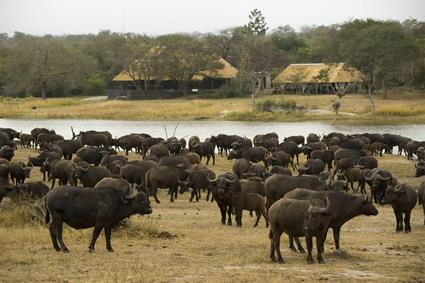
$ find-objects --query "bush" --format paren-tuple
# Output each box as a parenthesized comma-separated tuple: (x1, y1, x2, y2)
(255, 98, 298, 112)
(198, 83, 248, 99)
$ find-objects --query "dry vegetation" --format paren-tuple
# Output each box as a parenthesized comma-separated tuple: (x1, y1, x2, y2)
(0, 147, 424, 282)
(1, 89, 425, 123)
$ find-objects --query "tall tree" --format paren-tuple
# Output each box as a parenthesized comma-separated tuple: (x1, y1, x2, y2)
(244, 9, 268, 35)
(333, 19, 419, 110)
(236, 34, 283, 108)
(204, 28, 236, 61)
(3, 34, 91, 98)
(271, 25, 307, 55)
(157, 34, 223, 96)
(122, 36, 162, 91)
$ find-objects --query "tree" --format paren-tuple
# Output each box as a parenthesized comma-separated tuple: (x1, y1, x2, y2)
(244, 9, 268, 35)
(122, 36, 162, 92)
(236, 34, 283, 108)
(300, 25, 338, 62)
(271, 25, 307, 61)
(85, 30, 131, 83)
(333, 19, 420, 110)
(3, 33, 94, 98)
(204, 28, 236, 61)
(157, 34, 223, 96)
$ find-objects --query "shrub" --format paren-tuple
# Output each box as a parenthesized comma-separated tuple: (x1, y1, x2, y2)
(255, 98, 298, 112)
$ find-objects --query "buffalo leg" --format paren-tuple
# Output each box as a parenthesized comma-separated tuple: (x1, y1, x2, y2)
(262, 209, 269, 227)
(306, 235, 314, 264)
(333, 227, 341, 250)
(152, 191, 160, 204)
(219, 205, 226, 225)
(294, 237, 305, 253)
(317, 236, 325, 264)
(173, 186, 178, 200)
(54, 215, 69, 253)
(404, 212, 412, 233)
(104, 225, 114, 252)
(48, 221, 60, 252)
(89, 224, 104, 252)
(227, 206, 233, 225)
(272, 231, 284, 263)
(288, 235, 297, 252)
(212, 153, 215, 165)
(269, 232, 275, 260)
(394, 211, 403, 232)
(253, 210, 261, 227)
(196, 189, 201, 202)
(235, 206, 242, 227)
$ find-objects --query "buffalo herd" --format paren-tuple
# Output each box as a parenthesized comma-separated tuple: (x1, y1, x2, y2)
(0, 127, 424, 264)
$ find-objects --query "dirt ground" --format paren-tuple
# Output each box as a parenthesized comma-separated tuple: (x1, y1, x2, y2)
(0, 148, 424, 283)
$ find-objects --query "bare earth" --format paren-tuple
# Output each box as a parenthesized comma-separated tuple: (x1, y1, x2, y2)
(0, 148, 424, 283)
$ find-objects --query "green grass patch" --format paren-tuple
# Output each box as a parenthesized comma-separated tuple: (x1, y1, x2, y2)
(374, 109, 425, 117)
(255, 98, 300, 112)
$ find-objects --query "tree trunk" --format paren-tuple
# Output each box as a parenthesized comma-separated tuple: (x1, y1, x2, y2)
(41, 81, 47, 99)
(382, 80, 388, 99)
(182, 81, 188, 97)
(366, 84, 375, 112)
(251, 77, 262, 110)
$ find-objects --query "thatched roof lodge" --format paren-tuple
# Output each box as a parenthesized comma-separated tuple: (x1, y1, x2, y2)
(107, 57, 238, 99)
(272, 63, 363, 94)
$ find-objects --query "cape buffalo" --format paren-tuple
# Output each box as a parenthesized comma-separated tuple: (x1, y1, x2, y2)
(45, 186, 152, 253)
(284, 189, 378, 252)
(383, 184, 417, 233)
(269, 197, 331, 264)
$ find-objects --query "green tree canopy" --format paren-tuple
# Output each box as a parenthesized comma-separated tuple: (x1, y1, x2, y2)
(157, 34, 223, 96)
(332, 19, 420, 109)
(244, 9, 268, 35)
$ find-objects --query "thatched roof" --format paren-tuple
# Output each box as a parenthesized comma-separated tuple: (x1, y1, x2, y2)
(192, 58, 238, 80)
(272, 63, 363, 84)
(112, 57, 238, 82)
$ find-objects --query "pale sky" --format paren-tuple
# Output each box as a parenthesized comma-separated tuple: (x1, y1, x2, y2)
(1, 0, 424, 36)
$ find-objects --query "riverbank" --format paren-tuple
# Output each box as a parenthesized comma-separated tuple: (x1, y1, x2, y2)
(1, 90, 424, 124)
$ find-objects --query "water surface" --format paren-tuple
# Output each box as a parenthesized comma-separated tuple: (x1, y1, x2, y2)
(1, 119, 424, 141)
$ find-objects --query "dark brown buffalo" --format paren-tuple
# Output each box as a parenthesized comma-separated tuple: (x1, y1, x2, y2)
(9, 161, 32, 185)
(45, 186, 152, 253)
(74, 165, 112, 187)
(269, 197, 331, 263)
(210, 172, 242, 225)
(284, 188, 378, 252)
(382, 184, 417, 233)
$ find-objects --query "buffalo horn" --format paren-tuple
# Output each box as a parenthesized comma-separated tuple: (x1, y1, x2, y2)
(125, 193, 138, 200)
(224, 174, 237, 183)
(375, 173, 391, 181)
(307, 196, 331, 214)
(206, 174, 217, 183)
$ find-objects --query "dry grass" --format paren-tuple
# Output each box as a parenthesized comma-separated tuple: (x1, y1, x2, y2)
(0, 148, 424, 282)
(1, 90, 425, 123)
